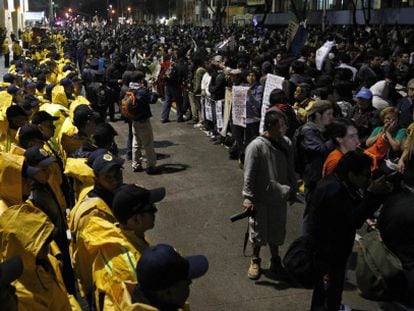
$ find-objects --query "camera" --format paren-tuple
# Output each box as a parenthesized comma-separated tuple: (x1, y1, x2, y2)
(230, 208, 254, 223)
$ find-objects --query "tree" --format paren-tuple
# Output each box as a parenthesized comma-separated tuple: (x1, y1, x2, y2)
(361, 0, 372, 26)
(203, 0, 228, 31)
(289, 0, 309, 22)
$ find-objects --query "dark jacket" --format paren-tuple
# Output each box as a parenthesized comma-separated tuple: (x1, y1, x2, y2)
(397, 97, 413, 129)
(379, 188, 414, 270)
(299, 122, 335, 187)
(310, 174, 384, 266)
(127, 87, 157, 122)
(351, 105, 381, 147)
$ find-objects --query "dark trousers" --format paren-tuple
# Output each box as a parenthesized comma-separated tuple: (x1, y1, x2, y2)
(232, 122, 260, 162)
(4, 53, 9, 67)
(162, 85, 183, 121)
(311, 259, 347, 311)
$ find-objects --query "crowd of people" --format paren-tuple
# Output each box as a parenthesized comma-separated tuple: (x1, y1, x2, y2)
(0, 21, 413, 310)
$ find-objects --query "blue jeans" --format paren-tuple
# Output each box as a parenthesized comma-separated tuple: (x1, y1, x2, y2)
(161, 85, 183, 121)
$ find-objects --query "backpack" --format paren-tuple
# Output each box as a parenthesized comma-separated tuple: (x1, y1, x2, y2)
(283, 234, 316, 289)
(121, 90, 137, 120)
(356, 230, 404, 301)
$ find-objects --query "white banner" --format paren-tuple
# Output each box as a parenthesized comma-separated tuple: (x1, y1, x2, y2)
(215, 100, 224, 129)
(315, 40, 335, 71)
(231, 86, 249, 128)
(220, 88, 232, 137)
(205, 98, 213, 121)
(259, 74, 285, 133)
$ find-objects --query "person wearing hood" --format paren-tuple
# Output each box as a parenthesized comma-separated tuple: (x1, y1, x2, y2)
(59, 104, 98, 157)
(68, 151, 124, 309)
(24, 146, 76, 295)
(0, 152, 34, 211)
(242, 110, 296, 280)
(0, 105, 28, 152)
(10, 123, 44, 155)
(0, 200, 81, 310)
(85, 184, 166, 309)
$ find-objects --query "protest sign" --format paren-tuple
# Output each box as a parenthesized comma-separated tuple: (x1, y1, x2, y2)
(259, 74, 285, 133)
(232, 86, 249, 128)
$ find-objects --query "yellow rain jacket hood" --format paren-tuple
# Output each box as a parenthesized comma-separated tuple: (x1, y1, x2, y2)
(0, 152, 25, 210)
(82, 216, 142, 310)
(39, 102, 69, 141)
(0, 204, 80, 310)
(68, 195, 116, 296)
(52, 85, 69, 108)
(64, 157, 94, 201)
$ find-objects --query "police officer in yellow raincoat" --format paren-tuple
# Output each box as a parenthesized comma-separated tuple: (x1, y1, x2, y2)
(0, 152, 81, 310)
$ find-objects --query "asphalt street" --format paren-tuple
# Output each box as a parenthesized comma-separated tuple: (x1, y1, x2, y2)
(110, 102, 380, 311)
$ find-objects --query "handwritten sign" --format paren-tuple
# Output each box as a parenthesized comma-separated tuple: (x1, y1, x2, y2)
(232, 86, 249, 128)
(260, 74, 285, 133)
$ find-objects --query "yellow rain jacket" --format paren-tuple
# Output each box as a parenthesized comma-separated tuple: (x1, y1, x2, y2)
(110, 281, 191, 311)
(68, 195, 116, 297)
(39, 103, 69, 141)
(11, 41, 23, 58)
(0, 121, 18, 153)
(82, 217, 142, 310)
(64, 157, 94, 201)
(52, 85, 70, 108)
(2, 38, 9, 54)
(0, 152, 26, 211)
(69, 95, 91, 120)
(0, 203, 81, 310)
(0, 89, 13, 112)
(58, 117, 85, 157)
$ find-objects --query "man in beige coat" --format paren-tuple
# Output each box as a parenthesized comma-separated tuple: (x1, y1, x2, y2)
(242, 109, 297, 280)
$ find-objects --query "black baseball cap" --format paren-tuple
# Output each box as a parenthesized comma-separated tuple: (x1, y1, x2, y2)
(60, 77, 73, 87)
(23, 79, 36, 88)
(3, 73, 16, 83)
(7, 85, 23, 95)
(6, 105, 27, 120)
(73, 104, 98, 127)
(31, 111, 59, 124)
(86, 148, 108, 167)
(24, 146, 56, 167)
(112, 184, 166, 224)
(19, 124, 44, 143)
(92, 152, 124, 176)
(136, 244, 208, 291)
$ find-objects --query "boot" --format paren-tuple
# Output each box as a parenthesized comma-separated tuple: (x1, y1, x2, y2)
(247, 258, 261, 280)
(269, 257, 290, 281)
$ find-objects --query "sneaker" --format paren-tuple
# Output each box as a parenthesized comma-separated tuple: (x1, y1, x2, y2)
(194, 122, 203, 128)
(133, 165, 144, 172)
(269, 257, 290, 281)
(161, 119, 171, 123)
(338, 304, 352, 311)
(146, 166, 160, 175)
(247, 258, 261, 280)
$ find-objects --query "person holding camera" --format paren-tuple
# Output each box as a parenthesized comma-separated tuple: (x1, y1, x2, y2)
(242, 109, 296, 280)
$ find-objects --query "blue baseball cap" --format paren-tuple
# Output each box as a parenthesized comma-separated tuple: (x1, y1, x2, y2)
(92, 152, 124, 176)
(136, 244, 209, 291)
(355, 88, 373, 100)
